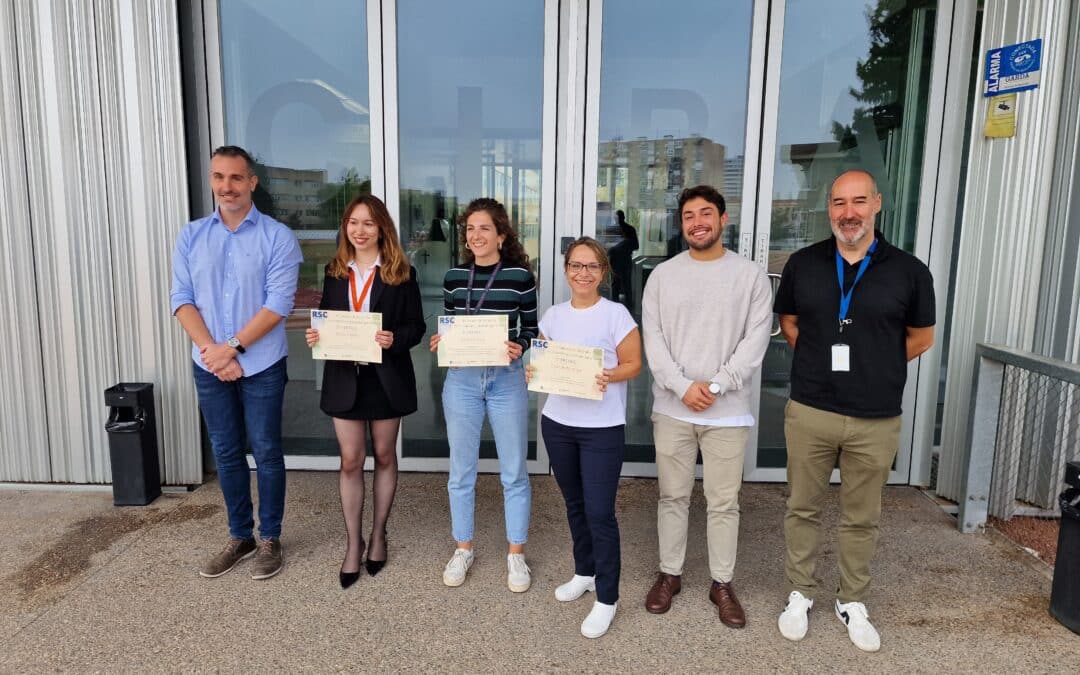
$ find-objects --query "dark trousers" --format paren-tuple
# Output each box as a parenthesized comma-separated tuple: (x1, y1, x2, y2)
(193, 357, 288, 540)
(542, 416, 624, 604)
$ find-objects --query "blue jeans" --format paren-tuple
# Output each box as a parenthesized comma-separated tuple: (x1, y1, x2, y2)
(542, 416, 624, 604)
(193, 357, 287, 540)
(443, 361, 531, 545)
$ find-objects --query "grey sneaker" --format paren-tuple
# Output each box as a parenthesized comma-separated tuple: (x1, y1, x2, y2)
(250, 538, 283, 580)
(199, 537, 256, 578)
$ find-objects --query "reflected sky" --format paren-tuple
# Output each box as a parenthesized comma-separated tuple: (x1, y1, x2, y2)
(774, 0, 876, 199)
(599, 0, 753, 150)
(218, 0, 921, 204)
(396, 0, 544, 196)
(220, 0, 369, 178)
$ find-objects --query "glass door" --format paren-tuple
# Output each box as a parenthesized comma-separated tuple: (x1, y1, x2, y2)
(584, 0, 768, 476)
(386, 0, 557, 472)
(748, 0, 940, 482)
(213, 0, 380, 468)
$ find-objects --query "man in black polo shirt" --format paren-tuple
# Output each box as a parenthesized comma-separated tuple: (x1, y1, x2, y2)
(772, 169, 935, 652)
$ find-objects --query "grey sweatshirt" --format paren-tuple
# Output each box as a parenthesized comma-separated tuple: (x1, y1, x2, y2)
(642, 250, 773, 422)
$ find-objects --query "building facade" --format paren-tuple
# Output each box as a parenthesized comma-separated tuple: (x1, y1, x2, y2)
(0, 0, 1077, 490)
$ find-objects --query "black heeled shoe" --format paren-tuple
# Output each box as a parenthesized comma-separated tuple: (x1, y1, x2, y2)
(339, 570, 361, 589)
(365, 530, 387, 576)
(340, 542, 365, 588)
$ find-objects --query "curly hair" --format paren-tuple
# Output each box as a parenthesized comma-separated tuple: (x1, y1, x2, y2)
(328, 195, 411, 285)
(457, 197, 529, 268)
(677, 184, 726, 216)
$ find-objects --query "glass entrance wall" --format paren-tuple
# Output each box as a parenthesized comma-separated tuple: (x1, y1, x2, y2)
(218, 0, 372, 454)
(394, 0, 547, 460)
(754, 0, 938, 471)
(592, 0, 757, 463)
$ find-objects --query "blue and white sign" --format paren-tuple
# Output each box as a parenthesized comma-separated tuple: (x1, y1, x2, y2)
(984, 39, 1042, 97)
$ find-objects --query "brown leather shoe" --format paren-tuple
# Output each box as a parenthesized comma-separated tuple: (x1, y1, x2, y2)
(645, 572, 681, 614)
(710, 581, 746, 628)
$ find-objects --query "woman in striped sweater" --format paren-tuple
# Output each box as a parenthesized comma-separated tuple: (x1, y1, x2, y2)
(429, 197, 538, 593)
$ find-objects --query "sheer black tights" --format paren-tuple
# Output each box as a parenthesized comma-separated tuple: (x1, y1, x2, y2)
(333, 417, 400, 573)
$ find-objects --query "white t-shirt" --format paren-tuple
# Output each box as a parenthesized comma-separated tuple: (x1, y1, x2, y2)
(538, 297, 638, 428)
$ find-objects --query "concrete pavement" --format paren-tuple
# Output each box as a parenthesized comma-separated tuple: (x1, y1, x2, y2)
(0, 472, 1075, 673)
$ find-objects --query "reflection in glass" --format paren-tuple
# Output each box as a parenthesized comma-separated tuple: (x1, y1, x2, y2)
(219, 0, 370, 453)
(396, 0, 545, 459)
(595, 0, 754, 462)
(758, 0, 937, 467)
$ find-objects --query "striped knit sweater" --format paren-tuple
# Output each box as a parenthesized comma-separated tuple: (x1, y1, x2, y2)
(442, 261, 539, 351)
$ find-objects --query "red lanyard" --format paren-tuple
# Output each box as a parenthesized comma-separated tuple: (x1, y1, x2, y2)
(348, 266, 377, 312)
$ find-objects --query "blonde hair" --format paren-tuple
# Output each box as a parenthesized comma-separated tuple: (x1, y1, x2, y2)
(328, 195, 411, 285)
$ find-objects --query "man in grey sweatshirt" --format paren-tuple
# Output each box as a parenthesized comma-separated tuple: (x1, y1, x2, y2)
(641, 185, 773, 627)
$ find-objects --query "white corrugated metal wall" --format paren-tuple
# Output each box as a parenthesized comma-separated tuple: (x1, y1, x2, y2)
(1034, 3, 1080, 363)
(937, 0, 1075, 500)
(0, 0, 202, 485)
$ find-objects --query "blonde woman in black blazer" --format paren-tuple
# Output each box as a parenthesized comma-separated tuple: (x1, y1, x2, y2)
(306, 195, 425, 588)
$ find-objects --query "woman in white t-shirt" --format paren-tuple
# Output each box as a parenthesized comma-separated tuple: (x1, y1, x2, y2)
(527, 237, 641, 638)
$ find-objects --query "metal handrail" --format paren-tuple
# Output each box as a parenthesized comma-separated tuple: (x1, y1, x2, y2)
(975, 343, 1080, 386)
(957, 343, 1080, 532)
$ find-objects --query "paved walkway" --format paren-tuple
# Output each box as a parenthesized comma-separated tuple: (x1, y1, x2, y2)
(1, 472, 1075, 672)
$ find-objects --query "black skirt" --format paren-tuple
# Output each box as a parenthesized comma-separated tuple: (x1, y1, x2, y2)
(332, 363, 407, 421)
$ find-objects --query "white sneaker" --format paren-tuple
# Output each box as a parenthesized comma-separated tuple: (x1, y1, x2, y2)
(555, 574, 595, 602)
(778, 591, 814, 641)
(442, 548, 474, 587)
(835, 600, 881, 652)
(580, 601, 617, 638)
(507, 553, 532, 592)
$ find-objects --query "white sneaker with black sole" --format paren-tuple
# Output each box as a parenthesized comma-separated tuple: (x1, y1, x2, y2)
(778, 591, 814, 641)
(555, 574, 595, 602)
(835, 599, 881, 652)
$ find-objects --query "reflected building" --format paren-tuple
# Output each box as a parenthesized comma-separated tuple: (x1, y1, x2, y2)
(723, 155, 744, 200)
(597, 134, 729, 257)
(262, 166, 329, 229)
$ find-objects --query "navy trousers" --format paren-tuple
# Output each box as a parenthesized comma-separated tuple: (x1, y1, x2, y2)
(542, 415, 625, 604)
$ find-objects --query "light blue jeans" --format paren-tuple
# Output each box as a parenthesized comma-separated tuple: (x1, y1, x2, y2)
(443, 361, 531, 545)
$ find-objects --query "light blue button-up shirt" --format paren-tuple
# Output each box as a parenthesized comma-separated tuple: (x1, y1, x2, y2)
(170, 205, 303, 376)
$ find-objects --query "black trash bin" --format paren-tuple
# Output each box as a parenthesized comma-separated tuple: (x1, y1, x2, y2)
(104, 383, 161, 506)
(1049, 460, 1080, 634)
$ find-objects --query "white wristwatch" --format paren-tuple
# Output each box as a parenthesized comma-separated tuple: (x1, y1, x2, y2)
(708, 382, 721, 395)
(226, 336, 246, 354)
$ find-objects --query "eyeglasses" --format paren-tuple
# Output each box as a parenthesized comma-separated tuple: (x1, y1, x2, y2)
(566, 262, 603, 273)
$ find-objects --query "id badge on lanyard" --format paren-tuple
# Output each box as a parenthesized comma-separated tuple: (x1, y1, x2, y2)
(832, 239, 876, 372)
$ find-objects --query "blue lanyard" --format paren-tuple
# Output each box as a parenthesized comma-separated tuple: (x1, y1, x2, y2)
(465, 261, 501, 315)
(836, 239, 877, 332)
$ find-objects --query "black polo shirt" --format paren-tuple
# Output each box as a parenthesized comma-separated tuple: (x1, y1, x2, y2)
(773, 231, 935, 418)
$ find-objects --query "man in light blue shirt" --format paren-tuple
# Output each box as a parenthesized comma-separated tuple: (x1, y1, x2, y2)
(170, 145, 302, 580)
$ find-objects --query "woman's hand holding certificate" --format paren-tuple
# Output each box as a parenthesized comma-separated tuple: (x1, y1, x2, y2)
(527, 339, 604, 400)
(436, 315, 510, 367)
(310, 309, 383, 363)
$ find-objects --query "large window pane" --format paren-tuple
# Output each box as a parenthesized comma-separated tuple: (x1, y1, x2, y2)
(595, 0, 755, 462)
(219, 0, 370, 453)
(758, 0, 937, 467)
(397, 0, 545, 458)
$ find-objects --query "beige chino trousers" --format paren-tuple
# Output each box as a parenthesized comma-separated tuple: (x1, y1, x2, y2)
(653, 412, 748, 583)
(783, 399, 901, 603)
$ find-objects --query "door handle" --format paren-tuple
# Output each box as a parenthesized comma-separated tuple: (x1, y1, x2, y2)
(768, 273, 782, 337)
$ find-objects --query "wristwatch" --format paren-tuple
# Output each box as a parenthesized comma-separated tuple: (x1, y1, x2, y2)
(708, 382, 721, 395)
(226, 336, 246, 354)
